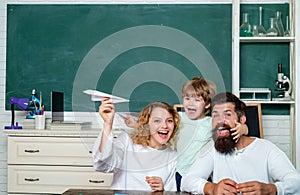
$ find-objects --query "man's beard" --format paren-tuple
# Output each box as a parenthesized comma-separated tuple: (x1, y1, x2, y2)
(212, 123, 236, 154)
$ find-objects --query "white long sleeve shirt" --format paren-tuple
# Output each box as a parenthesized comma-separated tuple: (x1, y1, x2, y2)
(181, 138, 300, 195)
(93, 130, 177, 191)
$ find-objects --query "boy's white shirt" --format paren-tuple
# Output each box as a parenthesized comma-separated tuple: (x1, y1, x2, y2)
(176, 112, 212, 176)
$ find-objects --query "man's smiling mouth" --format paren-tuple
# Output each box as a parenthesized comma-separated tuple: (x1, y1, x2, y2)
(218, 125, 230, 137)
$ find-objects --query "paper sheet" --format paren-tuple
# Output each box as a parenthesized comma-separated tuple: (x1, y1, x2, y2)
(83, 89, 130, 103)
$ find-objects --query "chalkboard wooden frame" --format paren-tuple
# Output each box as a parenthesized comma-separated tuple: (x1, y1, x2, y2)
(174, 104, 185, 112)
(245, 102, 264, 138)
(174, 102, 264, 138)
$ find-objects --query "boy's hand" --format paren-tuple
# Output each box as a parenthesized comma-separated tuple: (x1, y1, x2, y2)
(231, 121, 248, 142)
(124, 115, 138, 129)
(145, 176, 164, 191)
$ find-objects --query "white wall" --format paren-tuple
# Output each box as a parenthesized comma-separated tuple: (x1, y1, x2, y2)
(0, 0, 295, 194)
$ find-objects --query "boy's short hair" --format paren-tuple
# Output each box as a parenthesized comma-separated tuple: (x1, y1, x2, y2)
(182, 77, 216, 115)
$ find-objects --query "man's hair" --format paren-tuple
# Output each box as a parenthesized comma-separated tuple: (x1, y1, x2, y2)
(211, 92, 247, 120)
(182, 77, 216, 115)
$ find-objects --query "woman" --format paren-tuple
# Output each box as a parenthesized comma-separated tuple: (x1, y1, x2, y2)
(93, 98, 180, 191)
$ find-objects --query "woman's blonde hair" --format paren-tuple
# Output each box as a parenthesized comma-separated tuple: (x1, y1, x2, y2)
(130, 101, 180, 150)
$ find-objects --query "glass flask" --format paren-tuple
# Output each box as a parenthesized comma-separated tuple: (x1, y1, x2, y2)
(284, 16, 290, 37)
(257, 6, 267, 37)
(274, 11, 284, 36)
(266, 18, 278, 37)
(240, 13, 252, 37)
(252, 25, 259, 37)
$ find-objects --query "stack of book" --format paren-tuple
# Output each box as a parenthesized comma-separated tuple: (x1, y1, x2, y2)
(50, 122, 92, 130)
(22, 118, 52, 129)
(45, 118, 52, 129)
(22, 118, 35, 129)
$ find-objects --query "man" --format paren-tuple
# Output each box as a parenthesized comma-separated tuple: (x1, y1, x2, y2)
(181, 92, 300, 195)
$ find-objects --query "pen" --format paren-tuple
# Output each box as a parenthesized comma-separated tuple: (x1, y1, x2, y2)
(40, 91, 42, 111)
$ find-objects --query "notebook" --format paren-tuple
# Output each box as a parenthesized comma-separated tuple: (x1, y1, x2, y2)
(51, 91, 64, 123)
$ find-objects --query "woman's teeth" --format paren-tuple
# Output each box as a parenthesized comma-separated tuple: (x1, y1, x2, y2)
(158, 131, 168, 135)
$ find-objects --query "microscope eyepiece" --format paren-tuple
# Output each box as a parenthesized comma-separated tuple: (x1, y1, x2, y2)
(278, 63, 282, 73)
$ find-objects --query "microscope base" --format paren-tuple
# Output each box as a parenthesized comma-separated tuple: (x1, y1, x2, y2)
(272, 97, 292, 101)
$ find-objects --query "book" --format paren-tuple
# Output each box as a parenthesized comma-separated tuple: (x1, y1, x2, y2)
(50, 122, 92, 130)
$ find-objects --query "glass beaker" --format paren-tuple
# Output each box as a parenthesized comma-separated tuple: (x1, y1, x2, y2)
(284, 16, 290, 37)
(274, 11, 284, 36)
(266, 18, 278, 37)
(257, 6, 267, 37)
(240, 13, 252, 37)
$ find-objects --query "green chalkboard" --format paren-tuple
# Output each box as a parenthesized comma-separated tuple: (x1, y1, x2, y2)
(6, 4, 289, 114)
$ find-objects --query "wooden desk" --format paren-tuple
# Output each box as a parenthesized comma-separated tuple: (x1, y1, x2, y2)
(62, 189, 190, 195)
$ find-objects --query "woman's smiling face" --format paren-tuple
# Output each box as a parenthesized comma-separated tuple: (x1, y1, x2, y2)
(148, 107, 175, 149)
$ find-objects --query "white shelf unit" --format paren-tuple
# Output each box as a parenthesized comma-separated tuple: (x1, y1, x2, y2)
(240, 88, 271, 101)
(232, 0, 299, 170)
(240, 37, 295, 42)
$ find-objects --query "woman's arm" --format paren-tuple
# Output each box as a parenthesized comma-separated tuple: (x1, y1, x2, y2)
(99, 97, 115, 152)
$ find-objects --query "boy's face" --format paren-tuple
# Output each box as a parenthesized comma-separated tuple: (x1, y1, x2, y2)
(183, 95, 208, 120)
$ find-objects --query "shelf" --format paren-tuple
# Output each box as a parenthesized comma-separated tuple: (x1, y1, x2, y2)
(242, 100, 295, 104)
(233, 0, 298, 168)
(240, 37, 295, 42)
(239, 0, 290, 4)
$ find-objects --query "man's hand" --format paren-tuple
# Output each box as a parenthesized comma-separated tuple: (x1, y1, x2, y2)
(145, 176, 164, 191)
(204, 178, 238, 195)
(236, 181, 277, 195)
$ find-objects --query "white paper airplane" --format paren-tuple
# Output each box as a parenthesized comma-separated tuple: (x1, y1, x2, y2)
(83, 89, 130, 103)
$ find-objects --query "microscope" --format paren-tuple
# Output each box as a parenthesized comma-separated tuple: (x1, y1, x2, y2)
(274, 63, 292, 101)
(27, 89, 42, 118)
